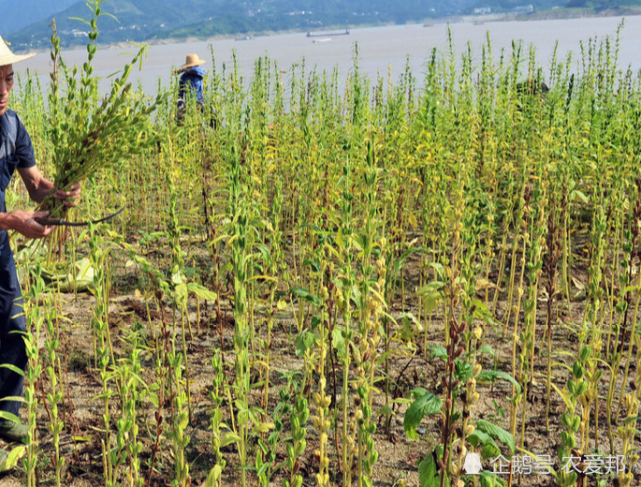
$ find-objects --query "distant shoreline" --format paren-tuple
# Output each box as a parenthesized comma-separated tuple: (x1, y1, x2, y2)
(505, 6, 641, 21)
(13, 7, 641, 55)
(14, 14, 641, 98)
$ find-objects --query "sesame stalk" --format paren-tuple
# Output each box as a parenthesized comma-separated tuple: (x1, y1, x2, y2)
(41, 1, 162, 223)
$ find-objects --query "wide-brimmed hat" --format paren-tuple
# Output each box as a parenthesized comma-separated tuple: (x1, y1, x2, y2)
(180, 53, 206, 70)
(0, 32, 36, 67)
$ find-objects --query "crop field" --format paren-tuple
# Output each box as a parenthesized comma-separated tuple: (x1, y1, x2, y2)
(2, 6, 641, 487)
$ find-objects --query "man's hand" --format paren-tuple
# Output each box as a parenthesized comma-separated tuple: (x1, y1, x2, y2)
(5, 210, 54, 238)
(52, 182, 82, 207)
(17, 166, 82, 205)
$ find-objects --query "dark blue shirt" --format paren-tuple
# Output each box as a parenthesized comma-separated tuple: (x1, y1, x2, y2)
(0, 110, 37, 241)
(178, 66, 206, 104)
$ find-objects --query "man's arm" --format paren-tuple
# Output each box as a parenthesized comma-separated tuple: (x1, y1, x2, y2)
(17, 165, 81, 206)
(0, 166, 82, 239)
(17, 165, 54, 204)
(0, 209, 53, 238)
(0, 166, 54, 237)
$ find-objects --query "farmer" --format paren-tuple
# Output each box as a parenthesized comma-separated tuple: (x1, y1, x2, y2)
(515, 78, 549, 111)
(0, 34, 81, 467)
(174, 53, 207, 123)
(516, 79, 549, 96)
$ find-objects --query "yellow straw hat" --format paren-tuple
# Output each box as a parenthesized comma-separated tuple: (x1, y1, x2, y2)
(179, 53, 206, 70)
(0, 32, 36, 66)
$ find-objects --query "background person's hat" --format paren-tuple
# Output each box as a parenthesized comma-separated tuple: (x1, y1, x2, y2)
(0, 32, 36, 66)
(180, 53, 206, 70)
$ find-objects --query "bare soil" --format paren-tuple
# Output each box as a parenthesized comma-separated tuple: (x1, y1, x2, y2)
(1, 238, 639, 487)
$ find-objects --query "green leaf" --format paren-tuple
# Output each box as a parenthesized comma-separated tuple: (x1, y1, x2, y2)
(417, 281, 445, 314)
(256, 244, 272, 264)
(204, 465, 223, 487)
(473, 300, 502, 327)
(377, 405, 394, 416)
(186, 283, 218, 301)
(429, 345, 448, 361)
(393, 247, 423, 274)
(295, 329, 317, 358)
(417, 281, 445, 296)
(481, 443, 501, 460)
(468, 429, 500, 452)
(418, 453, 438, 487)
(221, 432, 242, 447)
(0, 412, 22, 424)
(454, 359, 473, 382)
(148, 392, 160, 409)
(332, 327, 346, 357)
(290, 287, 321, 307)
(0, 364, 25, 377)
(476, 419, 515, 454)
(477, 344, 495, 356)
(401, 313, 422, 341)
(429, 262, 446, 279)
(572, 190, 589, 204)
(0, 396, 26, 404)
(256, 461, 270, 478)
(477, 370, 521, 396)
(410, 387, 430, 400)
(404, 390, 443, 439)
(479, 470, 501, 487)
(419, 451, 449, 487)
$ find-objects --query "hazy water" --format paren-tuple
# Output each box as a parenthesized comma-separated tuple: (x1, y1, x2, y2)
(14, 15, 641, 96)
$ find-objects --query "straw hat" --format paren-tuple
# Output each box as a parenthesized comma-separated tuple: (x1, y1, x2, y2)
(179, 53, 206, 70)
(0, 32, 36, 67)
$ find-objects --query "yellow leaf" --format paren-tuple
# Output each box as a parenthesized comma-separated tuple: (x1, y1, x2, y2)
(475, 278, 500, 292)
(0, 445, 26, 472)
(571, 276, 585, 291)
(71, 435, 94, 442)
(252, 422, 275, 435)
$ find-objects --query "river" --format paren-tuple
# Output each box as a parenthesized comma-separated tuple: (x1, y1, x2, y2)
(13, 15, 641, 96)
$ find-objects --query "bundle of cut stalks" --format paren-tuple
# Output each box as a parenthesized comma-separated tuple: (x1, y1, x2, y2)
(38, 3, 163, 224)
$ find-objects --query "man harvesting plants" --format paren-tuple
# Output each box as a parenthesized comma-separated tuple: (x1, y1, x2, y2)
(174, 53, 213, 125)
(176, 53, 207, 104)
(0, 34, 80, 468)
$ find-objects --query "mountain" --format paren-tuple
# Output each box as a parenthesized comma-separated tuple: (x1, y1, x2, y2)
(7, 0, 478, 49)
(0, 0, 78, 35)
(7, 0, 640, 50)
(565, 0, 641, 6)
(468, 0, 562, 11)
(468, 0, 641, 13)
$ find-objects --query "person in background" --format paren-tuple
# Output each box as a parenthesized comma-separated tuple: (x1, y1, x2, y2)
(174, 53, 207, 123)
(0, 33, 81, 471)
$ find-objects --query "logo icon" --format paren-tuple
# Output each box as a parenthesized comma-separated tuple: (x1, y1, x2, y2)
(463, 452, 483, 475)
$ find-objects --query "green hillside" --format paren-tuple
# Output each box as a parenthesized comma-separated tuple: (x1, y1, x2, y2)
(8, 0, 477, 49)
(7, 0, 641, 50)
(468, 0, 641, 13)
(565, 0, 641, 7)
(469, 0, 562, 10)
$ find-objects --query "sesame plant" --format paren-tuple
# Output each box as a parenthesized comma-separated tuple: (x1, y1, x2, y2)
(41, 0, 162, 233)
(8, 17, 641, 487)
